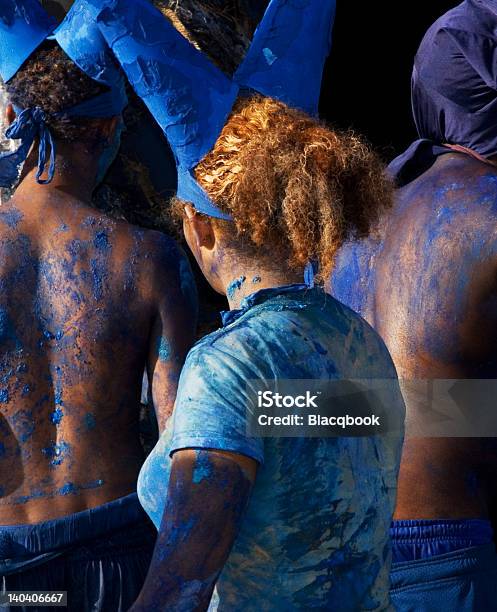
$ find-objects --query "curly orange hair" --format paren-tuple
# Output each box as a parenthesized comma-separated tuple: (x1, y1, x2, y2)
(176, 95, 393, 282)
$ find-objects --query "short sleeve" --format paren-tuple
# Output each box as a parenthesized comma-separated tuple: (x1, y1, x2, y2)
(170, 343, 264, 464)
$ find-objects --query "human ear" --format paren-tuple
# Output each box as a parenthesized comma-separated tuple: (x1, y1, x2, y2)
(5, 104, 16, 126)
(184, 204, 216, 251)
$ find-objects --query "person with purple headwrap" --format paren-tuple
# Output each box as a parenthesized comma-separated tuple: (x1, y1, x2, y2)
(331, 0, 497, 608)
(0, 1, 198, 609)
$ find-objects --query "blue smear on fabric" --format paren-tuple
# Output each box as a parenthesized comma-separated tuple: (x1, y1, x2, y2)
(139, 285, 404, 610)
(313, 341, 328, 356)
(227, 276, 246, 300)
(263, 47, 277, 65)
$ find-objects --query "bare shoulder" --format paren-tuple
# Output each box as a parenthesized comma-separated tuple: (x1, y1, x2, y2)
(126, 223, 197, 307)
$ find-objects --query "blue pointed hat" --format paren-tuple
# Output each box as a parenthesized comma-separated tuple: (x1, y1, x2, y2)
(53, 0, 127, 117)
(92, 0, 336, 220)
(0, 0, 127, 188)
(0, 0, 56, 84)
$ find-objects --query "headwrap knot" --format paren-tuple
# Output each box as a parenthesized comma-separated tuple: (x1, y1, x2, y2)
(0, 106, 56, 187)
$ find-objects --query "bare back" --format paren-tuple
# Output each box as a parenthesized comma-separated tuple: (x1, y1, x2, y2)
(0, 189, 196, 525)
(331, 152, 497, 521)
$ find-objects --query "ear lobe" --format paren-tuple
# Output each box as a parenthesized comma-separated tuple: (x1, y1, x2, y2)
(5, 104, 16, 126)
(190, 212, 216, 251)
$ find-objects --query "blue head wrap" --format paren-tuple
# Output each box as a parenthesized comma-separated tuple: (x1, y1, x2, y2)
(0, 0, 128, 188)
(0, 0, 56, 83)
(90, 0, 336, 221)
(389, 0, 497, 186)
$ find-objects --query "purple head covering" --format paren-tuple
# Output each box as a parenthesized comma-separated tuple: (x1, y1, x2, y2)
(389, 0, 497, 186)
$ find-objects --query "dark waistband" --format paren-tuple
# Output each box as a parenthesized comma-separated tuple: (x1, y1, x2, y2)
(390, 543, 497, 590)
(391, 519, 493, 543)
(0, 493, 147, 560)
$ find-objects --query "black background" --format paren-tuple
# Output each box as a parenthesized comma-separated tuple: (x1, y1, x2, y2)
(321, 1, 457, 160)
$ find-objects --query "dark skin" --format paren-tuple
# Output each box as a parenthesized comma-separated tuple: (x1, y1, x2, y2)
(0, 108, 197, 525)
(331, 152, 497, 520)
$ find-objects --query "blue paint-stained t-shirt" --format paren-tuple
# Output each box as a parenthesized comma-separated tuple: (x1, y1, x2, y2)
(138, 286, 405, 611)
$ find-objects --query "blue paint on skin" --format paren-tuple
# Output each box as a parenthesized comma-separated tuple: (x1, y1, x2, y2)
(51, 407, 64, 425)
(85, 413, 96, 430)
(252, 276, 262, 284)
(0, 389, 9, 403)
(94, 230, 111, 251)
(157, 336, 172, 362)
(0, 208, 23, 229)
(227, 276, 246, 300)
(82, 216, 97, 228)
(42, 440, 71, 466)
(56, 223, 69, 233)
(90, 259, 104, 301)
(0, 308, 20, 348)
(1, 368, 13, 384)
(21, 384, 30, 397)
(58, 482, 77, 496)
(192, 451, 214, 485)
(13, 490, 46, 504)
(82, 479, 105, 489)
(0, 442, 5, 458)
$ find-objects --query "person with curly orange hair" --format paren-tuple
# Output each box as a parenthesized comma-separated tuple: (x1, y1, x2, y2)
(91, 0, 406, 609)
(139, 95, 405, 612)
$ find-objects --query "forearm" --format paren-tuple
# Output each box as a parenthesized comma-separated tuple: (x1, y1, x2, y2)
(131, 450, 255, 611)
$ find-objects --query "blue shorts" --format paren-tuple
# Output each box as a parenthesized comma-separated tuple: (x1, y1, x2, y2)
(0, 494, 156, 611)
(390, 519, 497, 611)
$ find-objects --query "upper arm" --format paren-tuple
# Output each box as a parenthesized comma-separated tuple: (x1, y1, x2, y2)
(147, 237, 198, 430)
(134, 449, 257, 612)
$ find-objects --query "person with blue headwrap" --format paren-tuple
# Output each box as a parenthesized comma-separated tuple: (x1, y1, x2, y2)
(331, 1, 497, 608)
(0, 1, 198, 609)
(88, 0, 406, 609)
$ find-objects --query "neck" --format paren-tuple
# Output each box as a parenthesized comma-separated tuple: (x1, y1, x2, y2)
(222, 265, 303, 310)
(13, 142, 99, 206)
(443, 143, 497, 168)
